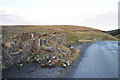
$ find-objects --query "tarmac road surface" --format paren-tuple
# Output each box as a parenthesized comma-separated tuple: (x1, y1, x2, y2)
(74, 41, 119, 78)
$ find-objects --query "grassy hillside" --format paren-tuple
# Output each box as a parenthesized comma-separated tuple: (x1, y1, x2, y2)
(2, 25, 117, 44)
(116, 34, 120, 38)
(106, 29, 120, 40)
(107, 29, 120, 36)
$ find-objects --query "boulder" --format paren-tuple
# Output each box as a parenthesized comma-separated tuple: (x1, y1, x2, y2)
(62, 63, 67, 68)
(43, 47, 54, 52)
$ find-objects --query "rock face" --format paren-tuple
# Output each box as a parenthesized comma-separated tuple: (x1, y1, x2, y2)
(2, 32, 77, 69)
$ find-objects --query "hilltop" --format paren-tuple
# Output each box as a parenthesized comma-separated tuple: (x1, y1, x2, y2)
(2, 25, 117, 44)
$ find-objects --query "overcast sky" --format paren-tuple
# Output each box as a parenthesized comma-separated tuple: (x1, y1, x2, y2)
(0, 0, 119, 31)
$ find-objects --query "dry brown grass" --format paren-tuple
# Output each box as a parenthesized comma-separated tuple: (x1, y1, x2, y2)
(69, 49, 80, 62)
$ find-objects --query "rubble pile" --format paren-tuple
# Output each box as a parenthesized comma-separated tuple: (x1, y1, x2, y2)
(2, 32, 79, 69)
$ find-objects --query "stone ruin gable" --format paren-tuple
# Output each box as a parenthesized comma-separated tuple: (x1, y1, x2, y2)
(6, 32, 66, 43)
(2, 32, 67, 46)
(2, 32, 68, 53)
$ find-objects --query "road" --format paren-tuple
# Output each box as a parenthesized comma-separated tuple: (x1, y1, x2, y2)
(74, 41, 119, 78)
